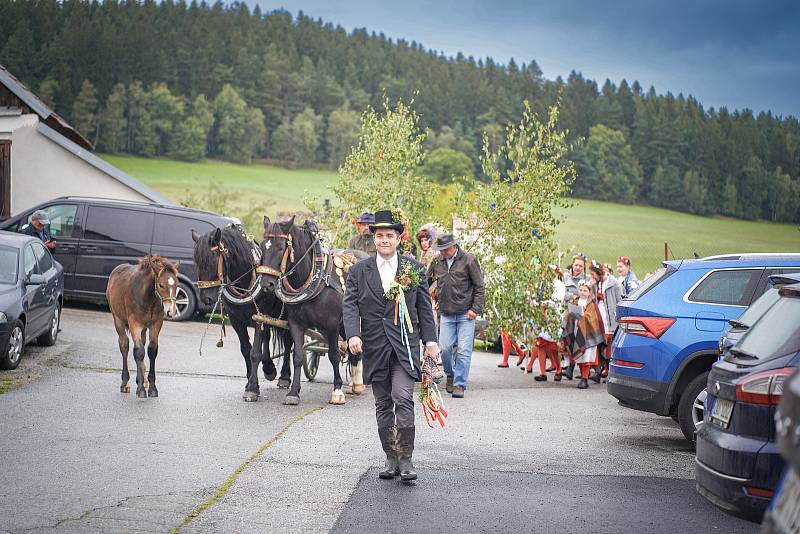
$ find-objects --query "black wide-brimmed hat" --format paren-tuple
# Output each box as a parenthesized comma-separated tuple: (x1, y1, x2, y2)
(369, 210, 404, 234)
(432, 233, 458, 251)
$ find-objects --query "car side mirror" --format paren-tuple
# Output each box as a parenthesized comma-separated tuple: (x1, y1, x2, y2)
(26, 273, 46, 286)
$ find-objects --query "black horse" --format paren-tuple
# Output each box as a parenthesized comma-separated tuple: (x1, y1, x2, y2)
(192, 224, 293, 402)
(259, 216, 365, 406)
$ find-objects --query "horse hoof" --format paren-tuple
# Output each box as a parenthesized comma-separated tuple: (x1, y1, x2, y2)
(283, 395, 300, 406)
(120, 384, 130, 393)
(330, 390, 346, 405)
(263, 368, 277, 381)
(148, 386, 159, 398)
(344, 384, 365, 396)
(277, 378, 291, 389)
(136, 389, 147, 399)
(243, 390, 259, 402)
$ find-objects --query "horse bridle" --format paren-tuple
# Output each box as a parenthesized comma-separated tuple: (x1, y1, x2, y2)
(153, 268, 178, 304)
(196, 242, 228, 290)
(196, 241, 262, 304)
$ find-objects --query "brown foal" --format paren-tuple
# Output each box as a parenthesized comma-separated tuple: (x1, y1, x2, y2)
(106, 255, 179, 398)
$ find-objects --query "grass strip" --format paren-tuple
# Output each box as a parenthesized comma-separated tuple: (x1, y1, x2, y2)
(169, 405, 325, 533)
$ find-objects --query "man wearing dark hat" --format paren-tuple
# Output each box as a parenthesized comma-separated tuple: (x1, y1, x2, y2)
(20, 210, 57, 250)
(343, 210, 439, 482)
(427, 233, 484, 398)
(348, 212, 377, 255)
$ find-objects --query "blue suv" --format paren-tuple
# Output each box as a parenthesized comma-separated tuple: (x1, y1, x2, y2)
(607, 253, 800, 442)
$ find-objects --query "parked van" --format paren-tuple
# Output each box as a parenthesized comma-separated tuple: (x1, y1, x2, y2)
(0, 197, 235, 320)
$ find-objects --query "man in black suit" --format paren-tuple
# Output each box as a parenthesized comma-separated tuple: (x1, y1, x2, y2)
(343, 210, 440, 482)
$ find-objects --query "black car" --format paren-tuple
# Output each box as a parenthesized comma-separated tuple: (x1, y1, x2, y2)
(719, 272, 800, 357)
(761, 369, 800, 533)
(696, 282, 800, 522)
(0, 197, 235, 320)
(0, 232, 63, 370)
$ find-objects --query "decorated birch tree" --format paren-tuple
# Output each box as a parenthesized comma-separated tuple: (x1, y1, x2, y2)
(459, 101, 575, 341)
(308, 96, 436, 247)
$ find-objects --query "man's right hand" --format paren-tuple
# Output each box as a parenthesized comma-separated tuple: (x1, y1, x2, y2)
(348, 336, 363, 355)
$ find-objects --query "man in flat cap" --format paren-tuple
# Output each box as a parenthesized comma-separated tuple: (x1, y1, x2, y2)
(20, 210, 57, 250)
(343, 209, 439, 482)
(348, 212, 377, 255)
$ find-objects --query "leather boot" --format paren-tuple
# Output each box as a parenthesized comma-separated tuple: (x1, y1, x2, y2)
(378, 426, 400, 479)
(445, 375, 454, 394)
(563, 364, 574, 380)
(397, 426, 417, 481)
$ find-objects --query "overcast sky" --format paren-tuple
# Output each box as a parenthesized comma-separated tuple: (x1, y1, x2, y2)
(252, 0, 800, 118)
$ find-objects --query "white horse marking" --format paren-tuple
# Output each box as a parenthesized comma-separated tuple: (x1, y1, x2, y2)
(167, 277, 175, 286)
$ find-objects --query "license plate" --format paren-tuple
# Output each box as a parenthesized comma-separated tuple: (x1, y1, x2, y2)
(710, 398, 735, 428)
(771, 470, 800, 531)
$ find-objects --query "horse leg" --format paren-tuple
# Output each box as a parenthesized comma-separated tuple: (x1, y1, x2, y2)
(278, 329, 292, 389)
(347, 357, 365, 396)
(231, 318, 253, 378)
(114, 317, 130, 393)
(129, 321, 147, 398)
(261, 327, 277, 381)
(283, 321, 305, 405)
(140, 328, 149, 391)
(243, 324, 264, 402)
(328, 330, 345, 405)
(147, 321, 162, 398)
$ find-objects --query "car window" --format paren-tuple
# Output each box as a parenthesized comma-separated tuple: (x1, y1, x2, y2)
(730, 295, 800, 363)
(153, 214, 214, 247)
(27, 204, 80, 238)
(0, 246, 18, 284)
(733, 288, 780, 329)
(84, 206, 154, 244)
(688, 269, 760, 306)
(31, 241, 54, 273)
(627, 265, 675, 301)
(23, 244, 39, 279)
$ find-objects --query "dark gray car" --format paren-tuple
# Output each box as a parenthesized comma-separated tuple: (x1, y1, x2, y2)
(0, 232, 63, 370)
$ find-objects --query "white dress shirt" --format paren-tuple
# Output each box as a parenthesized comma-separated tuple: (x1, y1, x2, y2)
(376, 253, 437, 348)
(377, 253, 398, 293)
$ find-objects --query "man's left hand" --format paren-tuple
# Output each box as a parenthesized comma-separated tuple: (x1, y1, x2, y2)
(424, 343, 441, 363)
(467, 310, 477, 321)
(45, 240, 56, 249)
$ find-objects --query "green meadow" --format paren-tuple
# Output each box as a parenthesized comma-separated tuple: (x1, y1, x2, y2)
(106, 155, 799, 275)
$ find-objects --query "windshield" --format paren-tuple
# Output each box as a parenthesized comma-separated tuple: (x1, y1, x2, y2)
(727, 296, 800, 363)
(732, 288, 781, 329)
(0, 247, 18, 284)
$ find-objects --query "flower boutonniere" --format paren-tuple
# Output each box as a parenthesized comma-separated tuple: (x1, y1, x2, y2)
(384, 262, 421, 301)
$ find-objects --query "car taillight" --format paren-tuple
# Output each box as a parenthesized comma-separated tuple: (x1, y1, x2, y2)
(619, 316, 676, 339)
(735, 367, 795, 405)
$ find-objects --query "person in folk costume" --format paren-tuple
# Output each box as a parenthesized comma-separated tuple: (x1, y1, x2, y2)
(528, 264, 567, 380)
(564, 280, 605, 389)
(343, 210, 440, 482)
(560, 253, 587, 379)
(348, 212, 377, 255)
(589, 262, 623, 382)
(498, 330, 528, 368)
(416, 223, 442, 270)
(616, 255, 640, 297)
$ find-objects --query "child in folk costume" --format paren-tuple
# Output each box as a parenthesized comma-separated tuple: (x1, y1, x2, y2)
(589, 262, 623, 382)
(528, 265, 567, 381)
(498, 331, 528, 368)
(565, 280, 605, 389)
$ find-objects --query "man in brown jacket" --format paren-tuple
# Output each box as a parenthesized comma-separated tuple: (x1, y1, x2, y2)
(427, 233, 484, 398)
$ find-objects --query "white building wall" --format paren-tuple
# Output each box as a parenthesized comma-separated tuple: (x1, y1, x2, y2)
(0, 113, 151, 215)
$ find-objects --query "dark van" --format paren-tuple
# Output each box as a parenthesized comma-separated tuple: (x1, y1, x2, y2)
(0, 197, 235, 320)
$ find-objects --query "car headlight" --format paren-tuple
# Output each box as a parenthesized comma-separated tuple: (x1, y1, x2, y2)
(0, 312, 7, 323)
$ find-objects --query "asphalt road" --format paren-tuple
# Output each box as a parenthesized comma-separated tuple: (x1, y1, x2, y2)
(0, 307, 756, 533)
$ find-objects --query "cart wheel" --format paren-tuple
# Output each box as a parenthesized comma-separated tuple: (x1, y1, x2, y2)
(303, 349, 320, 381)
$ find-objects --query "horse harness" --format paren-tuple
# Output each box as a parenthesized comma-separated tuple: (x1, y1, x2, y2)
(153, 268, 178, 305)
(256, 228, 359, 305)
(196, 240, 264, 305)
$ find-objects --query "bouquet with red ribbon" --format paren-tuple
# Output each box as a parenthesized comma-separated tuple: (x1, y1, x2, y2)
(419, 355, 448, 428)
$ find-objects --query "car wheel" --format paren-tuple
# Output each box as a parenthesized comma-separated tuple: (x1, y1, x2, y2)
(0, 321, 25, 370)
(678, 371, 709, 443)
(167, 282, 197, 322)
(37, 305, 60, 346)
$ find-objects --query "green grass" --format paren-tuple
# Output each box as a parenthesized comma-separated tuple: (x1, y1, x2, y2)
(555, 200, 800, 274)
(103, 154, 339, 218)
(104, 154, 799, 275)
